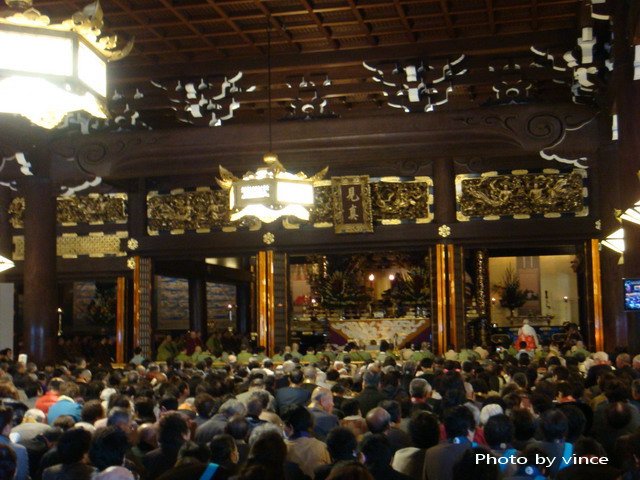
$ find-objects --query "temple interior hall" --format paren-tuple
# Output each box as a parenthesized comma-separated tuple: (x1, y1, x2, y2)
(0, 0, 639, 364)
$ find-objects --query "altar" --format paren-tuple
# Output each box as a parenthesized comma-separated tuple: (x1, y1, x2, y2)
(328, 317, 431, 347)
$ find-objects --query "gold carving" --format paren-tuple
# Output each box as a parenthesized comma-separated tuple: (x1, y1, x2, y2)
(438, 225, 451, 237)
(8, 194, 127, 228)
(127, 238, 139, 250)
(310, 185, 333, 224)
(8, 198, 24, 228)
(13, 232, 127, 260)
(372, 178, 433, 222)
(456, 170, 587, 220)
(147, 189, 230, 233)
(263, 232, 275, 245)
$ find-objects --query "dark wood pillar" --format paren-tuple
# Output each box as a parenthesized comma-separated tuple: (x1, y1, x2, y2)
(128, 179, 147, 240)
(433, 157, 456, 224)
(23, 177, 57, 366)
(189, 276, 207, 336)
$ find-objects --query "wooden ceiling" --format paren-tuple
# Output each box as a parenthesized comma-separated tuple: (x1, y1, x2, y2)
(31, 0, 585, 128)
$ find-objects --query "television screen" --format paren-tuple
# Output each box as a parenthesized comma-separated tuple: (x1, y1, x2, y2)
(624, 278, 640, 311)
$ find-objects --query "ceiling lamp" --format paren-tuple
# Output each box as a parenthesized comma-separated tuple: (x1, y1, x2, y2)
(620, 201, 640, 225)
(217, 157, 327, 224)
(601, 228, 625, 254)
(217, 22, 327, 224)
(0, 0, 132, 129)
(0, 254, 14, 273)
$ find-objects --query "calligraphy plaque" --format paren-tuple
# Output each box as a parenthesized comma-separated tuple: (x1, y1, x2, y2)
(331, 175, 373, 234)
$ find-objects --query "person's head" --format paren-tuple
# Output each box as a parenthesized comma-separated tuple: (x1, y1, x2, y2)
(360, 434, 394, 468)
(281, 404, 313, 437)
(194, 393, 216, 419)
(443, 406, 476, 441)
(0, 444, 16, 480)
(365, 407, 390, 434)
(325, 427, 358, 461)
(362, 370, 380, 389)
(617, 353, 631, 369)
(91, 466, 135, 480)
(176, 441, 210, 466)
(484, 414, 513, 449)
(606, 401, 633, 429)
(60, 381, 80, 399)
(245, 430, 287, 477)
(510, 408, 536, 442)
(81, 400, 104, 425)
(409, 378, 432, 400)
(289, 369, 304, 385)
(107, 408, 133, 433)
(310, 387, 334, 413)
(158, 412, 189, 448)
(593, 351, 610, 365)
(89, 426, 130, 470)
(326, 460, 373, 480)
(219, 399, 247, 418)
(540, 409, 568, 442)
(225, 415, 249, 442)
(408, 411, 440, 449)
(516, 446, 551, 477)
(452, 447, 501, 480)
(558, 405, 586, 442)
(0, 407, 13, 436)
(137, 423, 158, 449)
(57, 427, 93, 464)
(340, 399, 361, 417)
(209, 434, 239, 464)
(22, 408, 45, 424)
(573, 437, 608, 459)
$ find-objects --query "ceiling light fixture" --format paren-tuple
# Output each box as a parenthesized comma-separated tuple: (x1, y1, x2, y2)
(217, 21, 327, 224)
(0, 0, 132, 129)
(601, 228, 625, 254)
(0, 254, 14, 273)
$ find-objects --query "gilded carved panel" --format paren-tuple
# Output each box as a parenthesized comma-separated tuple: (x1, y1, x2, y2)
(455, 169, 588, 221)
(147, 188, 230, 234)
(13, 232, 128, 260)
(8, 194, 127, 228)
(306, 176, 434, 229)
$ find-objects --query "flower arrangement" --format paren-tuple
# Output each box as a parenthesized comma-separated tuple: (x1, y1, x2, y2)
(493, 266, 530, 317)
(386, 267, 431, 306)
(311, 270, 370, 309)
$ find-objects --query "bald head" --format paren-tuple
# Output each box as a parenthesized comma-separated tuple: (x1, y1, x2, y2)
(137, 423, 158, 448)
(93, 467, 135, 480)
(366, 407, 391, 434)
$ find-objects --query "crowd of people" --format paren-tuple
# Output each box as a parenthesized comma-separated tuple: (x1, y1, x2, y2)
(0, 329, 637, 480)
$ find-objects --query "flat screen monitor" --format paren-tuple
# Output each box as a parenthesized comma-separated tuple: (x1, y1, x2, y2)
(624, 278, 640, 311)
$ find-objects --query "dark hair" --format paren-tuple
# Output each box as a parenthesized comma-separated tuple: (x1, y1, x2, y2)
(340, 399, 361, 417)
(195, 393, 216, 418)
(158, 412, 189, 449)
(378, 400, 401, 424)
(243, 431, 287, 480)
(540, 409, 568, 441)
(606, 402, 632, 429)
(159, 394, 179, 412)
(510, 408, 536, 441)
(59, 382, 80, 398)
(360, 434, 393, 467)
(0, 444, 16, 480)
(134, 396, 156, 422)
(177, 441, 211, 464)
(408, 411, 440, 449)
(224, 415, 249, 441)
(81, 399, 104, 424)
(557, 405, 586, 442)
(452, 447, 501, 480)
(326, 460, 373, 480)
(0, 407, 12, 433)
(289, 370, 303, 385)
(484, 414, 513, 448)
(573, 437, 607, 457)
(57, 427, 93, 464)
(208, 434, 236, 463)
(362, 370, 380, 388)
(89, 426, 130, 470)
(326, 427, 357, 461)
(443, 406, 476, 439)
(52, 415, 75, 431)
(281, 405, 313, 437)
